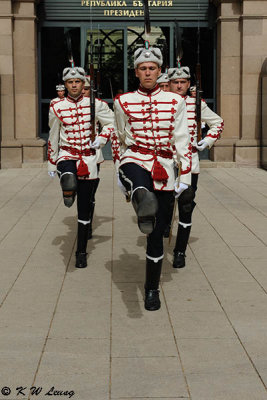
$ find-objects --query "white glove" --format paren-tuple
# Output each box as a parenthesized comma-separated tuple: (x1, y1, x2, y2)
(90, 138, 101, 149)
(48, 171, 56, 178)
(196, 138, 209, 151)
(117, 173, 127, 196)
(174, 182, 188, 198)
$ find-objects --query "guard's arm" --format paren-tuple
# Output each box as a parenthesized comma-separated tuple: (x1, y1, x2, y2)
(173, 97, 192, 186)
(200, 100, 224, 148)
(47, 106, 60, 173)
(95, 99, 115, 147)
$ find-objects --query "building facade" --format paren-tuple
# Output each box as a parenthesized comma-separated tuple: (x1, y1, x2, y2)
(0, 0, 267, 168)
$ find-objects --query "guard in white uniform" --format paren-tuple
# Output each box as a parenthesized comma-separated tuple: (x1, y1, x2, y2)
(114, 46, 191, 311)
(168, 66, 224, 268)
(156, 72, 170, 92)
(50, 84, 65, 106)
(48, 66, 115, 268)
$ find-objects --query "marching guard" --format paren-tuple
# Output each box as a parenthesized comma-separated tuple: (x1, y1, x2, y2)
(156, 72, 170, 92)
(50, 84, 65, 106)
(168, 66, 224, 268)
(114, 46, 191, 311)
(47, 66, 115, 268)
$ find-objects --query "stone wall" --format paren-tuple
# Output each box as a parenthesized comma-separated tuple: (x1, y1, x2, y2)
(0, 0, 45, 168)
(211, 0, 267, 166)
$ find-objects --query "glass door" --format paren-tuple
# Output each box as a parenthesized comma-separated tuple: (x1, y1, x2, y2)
(83, 25, 170, 102)
(85, 28, 124, 100)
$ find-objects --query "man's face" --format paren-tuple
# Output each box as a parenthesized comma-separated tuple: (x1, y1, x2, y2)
(65, 79, 84, 97)
(169, 78, 190, 96)
(135, 62, 161, 89)
(57, 90, 65, 99)
(159, 82, 170, 92)
(82, 87, 90, 97)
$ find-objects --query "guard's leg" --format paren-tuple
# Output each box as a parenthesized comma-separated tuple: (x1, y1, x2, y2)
(119, 163, 158, 234)
(75, 179, 95, 268)
(145, 191, 173, 310)
(163, 194, 175, 238)
(144, 257, 163, 311)
(57, 161, 77, 208)
(173, 174, 198, 268)
(88, 178, 100, 240)
(132, 187, 158, 234)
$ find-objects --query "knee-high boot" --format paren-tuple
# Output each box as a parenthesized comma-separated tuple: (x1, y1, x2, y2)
(76, 222, 89, 268)
(173, 223, 191, 268)
(88, 178, 100, 240)
(173, 201, 196, 268)
(132, 188, 158, 234)
(144, 258, 163, 311)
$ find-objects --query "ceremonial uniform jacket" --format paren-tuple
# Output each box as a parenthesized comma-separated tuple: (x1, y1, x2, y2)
(114, 85, 191, 190)
(48, 94, 115, 179)
(185, 96, 224, 174)
(50, 97, 64, 107)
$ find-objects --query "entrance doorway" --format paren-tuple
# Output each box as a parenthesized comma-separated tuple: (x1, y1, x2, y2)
(84, 26, 172, 102)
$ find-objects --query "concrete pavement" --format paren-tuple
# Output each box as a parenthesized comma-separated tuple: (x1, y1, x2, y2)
(0, 162, 266, 400)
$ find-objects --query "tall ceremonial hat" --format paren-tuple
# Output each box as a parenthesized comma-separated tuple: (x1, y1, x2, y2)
(157, 72, 169, 84)
(62, 66, 86, 82)
(168, 66, 191, 80)
(56, 84, 65, 91)
(134, 47, 163, 69)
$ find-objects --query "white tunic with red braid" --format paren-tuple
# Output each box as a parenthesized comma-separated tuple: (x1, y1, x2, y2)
(185, 96, 224, 174)
(47, 95, 115, 179)
(114, 85, 191, 190)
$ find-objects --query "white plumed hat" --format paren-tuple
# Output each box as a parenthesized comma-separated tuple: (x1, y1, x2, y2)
(168, 66, 191, 80)
(157, 73, 169, 84)
(56, 84, 65, 91)
(62, 66, 86, 82)
(134, 47, 163, 68)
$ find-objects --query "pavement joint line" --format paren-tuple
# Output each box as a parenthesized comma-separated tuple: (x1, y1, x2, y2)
(223, 166, 267, 187)
(205, 168, 267, 218)
(198, 175, 267, 294)
(188, 229, 267, 392)
(160, 282, 192, 400)
(27, 229, 77, 400)
(0, 169, 43, 211)
(0, 176, 53, 247)
(0, 183, 62, 310)
(109, 170, 115, 400)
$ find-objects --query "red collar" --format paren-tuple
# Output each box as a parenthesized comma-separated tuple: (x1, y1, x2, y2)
(67, 94, 83, 103)
(137, 84, 160, 96)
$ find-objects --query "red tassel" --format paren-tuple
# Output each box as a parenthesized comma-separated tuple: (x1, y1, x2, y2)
(77, 159, 90, 177)
(151, 159, 169, 181)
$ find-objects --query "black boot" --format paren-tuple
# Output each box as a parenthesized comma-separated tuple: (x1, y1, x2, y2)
(132, 188, 158, 234)
(173, 251, 186, 268)
(76, 222, 89, 268)
(173, 224, 191, 268)
(75, 251, 87, 268)
(60, 173, 77, 208)
(144, 258, 163, 311)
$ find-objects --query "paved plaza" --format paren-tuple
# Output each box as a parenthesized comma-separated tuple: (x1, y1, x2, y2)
(0, 162, 266, 400)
